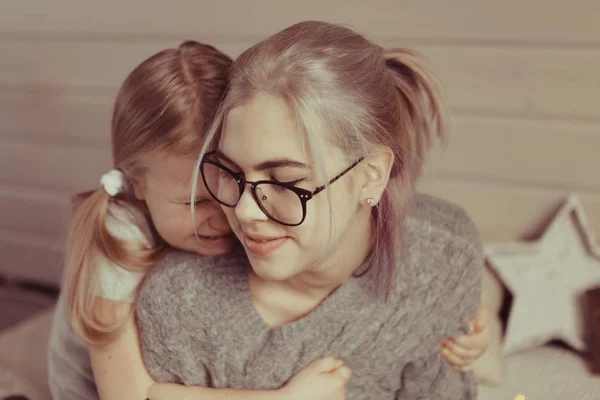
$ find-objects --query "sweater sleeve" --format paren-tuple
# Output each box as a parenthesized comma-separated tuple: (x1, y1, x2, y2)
(396, 219, 483, 399)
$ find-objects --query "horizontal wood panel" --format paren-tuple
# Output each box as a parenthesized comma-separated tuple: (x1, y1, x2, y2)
(2, 93, 598, 190)
(0, 236, 63, 285)
(0, 92, 112, 143)
(427, 115, 600, 191)
(418, 178, 600, 243)
(419, 46, 600, 121)
(1, 0, 599, 43)
(0, 231, 64, 285)
(3, 40, 600, 120)
(0, 39, 244, 91)
(0, 140, 111, 193)
(0, 186, 71, 238)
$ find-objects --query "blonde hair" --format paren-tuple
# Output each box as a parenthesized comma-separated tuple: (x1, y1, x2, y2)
(195, 21, 447, 295)
(64, 41, 232, 346)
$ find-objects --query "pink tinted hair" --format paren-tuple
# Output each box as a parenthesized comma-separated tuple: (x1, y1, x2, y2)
(194, 21, 448, 295)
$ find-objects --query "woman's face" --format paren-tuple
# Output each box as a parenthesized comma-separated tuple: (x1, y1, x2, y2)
(134, 153, 237, 256)
(215, 94, 370, 282)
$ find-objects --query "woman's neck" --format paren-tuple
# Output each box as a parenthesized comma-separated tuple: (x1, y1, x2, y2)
(248, 208, 375, 327)
(278, 208, 375, 299)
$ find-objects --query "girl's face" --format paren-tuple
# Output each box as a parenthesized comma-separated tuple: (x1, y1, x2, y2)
(134, 153, 236, 256)
(215, 94, 372, 282)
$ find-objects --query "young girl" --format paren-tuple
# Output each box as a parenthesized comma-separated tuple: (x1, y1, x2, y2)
(133, 21, 485, 399)
(48, 39, 488, 399)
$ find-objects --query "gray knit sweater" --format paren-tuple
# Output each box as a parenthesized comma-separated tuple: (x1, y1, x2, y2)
(136, 194, 483, 399)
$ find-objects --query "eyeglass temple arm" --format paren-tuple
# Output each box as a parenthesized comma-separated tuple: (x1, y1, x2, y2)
(312, 157, 364, 195)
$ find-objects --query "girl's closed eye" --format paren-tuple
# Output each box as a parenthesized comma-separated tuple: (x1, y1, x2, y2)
(185, 198, 210, 206)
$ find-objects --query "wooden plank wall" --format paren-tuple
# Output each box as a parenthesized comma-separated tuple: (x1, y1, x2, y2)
(1, 0, 599, 285)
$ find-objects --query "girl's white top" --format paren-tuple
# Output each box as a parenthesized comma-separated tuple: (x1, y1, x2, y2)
(47, 202, 155, 399)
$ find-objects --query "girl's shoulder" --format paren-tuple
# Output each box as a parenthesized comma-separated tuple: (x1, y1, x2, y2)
(105, 200, 156, 248)
(93, 201, 157, 303)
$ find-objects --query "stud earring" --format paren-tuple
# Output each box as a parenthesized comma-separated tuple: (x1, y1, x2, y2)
(366, 197, 374, 205)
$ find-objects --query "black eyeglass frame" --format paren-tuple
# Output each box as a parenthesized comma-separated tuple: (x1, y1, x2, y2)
(200, 151, 364, 226)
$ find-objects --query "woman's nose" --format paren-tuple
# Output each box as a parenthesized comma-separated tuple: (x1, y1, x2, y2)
(234, 186, 269, 223)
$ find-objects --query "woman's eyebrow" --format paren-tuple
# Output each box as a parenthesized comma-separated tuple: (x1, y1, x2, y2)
(254, 159, 309, 171)
(214, 149, 308, 171)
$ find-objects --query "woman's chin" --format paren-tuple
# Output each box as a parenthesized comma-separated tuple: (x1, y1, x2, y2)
(250, 259, 296, 282)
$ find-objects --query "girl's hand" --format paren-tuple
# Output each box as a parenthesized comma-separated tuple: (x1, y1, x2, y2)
(442, 304, 491, 372)
(280, 357, 352, 400)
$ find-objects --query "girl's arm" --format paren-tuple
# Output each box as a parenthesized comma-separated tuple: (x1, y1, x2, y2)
(91, 298, 348, 400)
(441, 302, 491, 371)
(90, 298, 282, 400)
(89, 299, 153, 398)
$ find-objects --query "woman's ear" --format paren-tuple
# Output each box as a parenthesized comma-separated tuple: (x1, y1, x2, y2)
(360, 147, 394, 206)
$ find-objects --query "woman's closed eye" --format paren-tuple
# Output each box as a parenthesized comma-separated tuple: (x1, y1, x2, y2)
(272, 177, 306, 186)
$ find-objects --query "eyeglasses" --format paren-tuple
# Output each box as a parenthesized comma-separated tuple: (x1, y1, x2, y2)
(200, 151, 363, 226)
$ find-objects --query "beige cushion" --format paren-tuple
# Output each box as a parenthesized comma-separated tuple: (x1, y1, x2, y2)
(473, 265, 506, 386)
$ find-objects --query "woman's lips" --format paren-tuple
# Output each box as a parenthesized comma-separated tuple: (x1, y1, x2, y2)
(243, 234, 289, 255)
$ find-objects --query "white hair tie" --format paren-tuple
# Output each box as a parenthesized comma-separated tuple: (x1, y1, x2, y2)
(100, 169, 127, 197)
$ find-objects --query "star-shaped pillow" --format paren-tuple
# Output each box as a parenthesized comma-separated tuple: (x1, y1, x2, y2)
(485, 194, 600, 355)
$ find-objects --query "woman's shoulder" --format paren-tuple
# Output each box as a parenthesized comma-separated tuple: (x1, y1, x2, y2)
(397, 193, 483, 339)
(398, 193, 483, 292)
(404, 193, 481, 253)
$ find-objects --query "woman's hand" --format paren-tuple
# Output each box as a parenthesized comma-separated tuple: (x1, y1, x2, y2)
(280, 357, 352, 400)
(441, 304, 491, 372)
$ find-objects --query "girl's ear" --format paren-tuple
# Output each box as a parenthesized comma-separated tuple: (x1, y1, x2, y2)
(360, 147, 394, 206)
(130, 176, 146, 201)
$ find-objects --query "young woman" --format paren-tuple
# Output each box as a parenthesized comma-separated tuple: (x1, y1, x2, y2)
(134, 21, 485, 399)
(49, 36, 488, 400)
